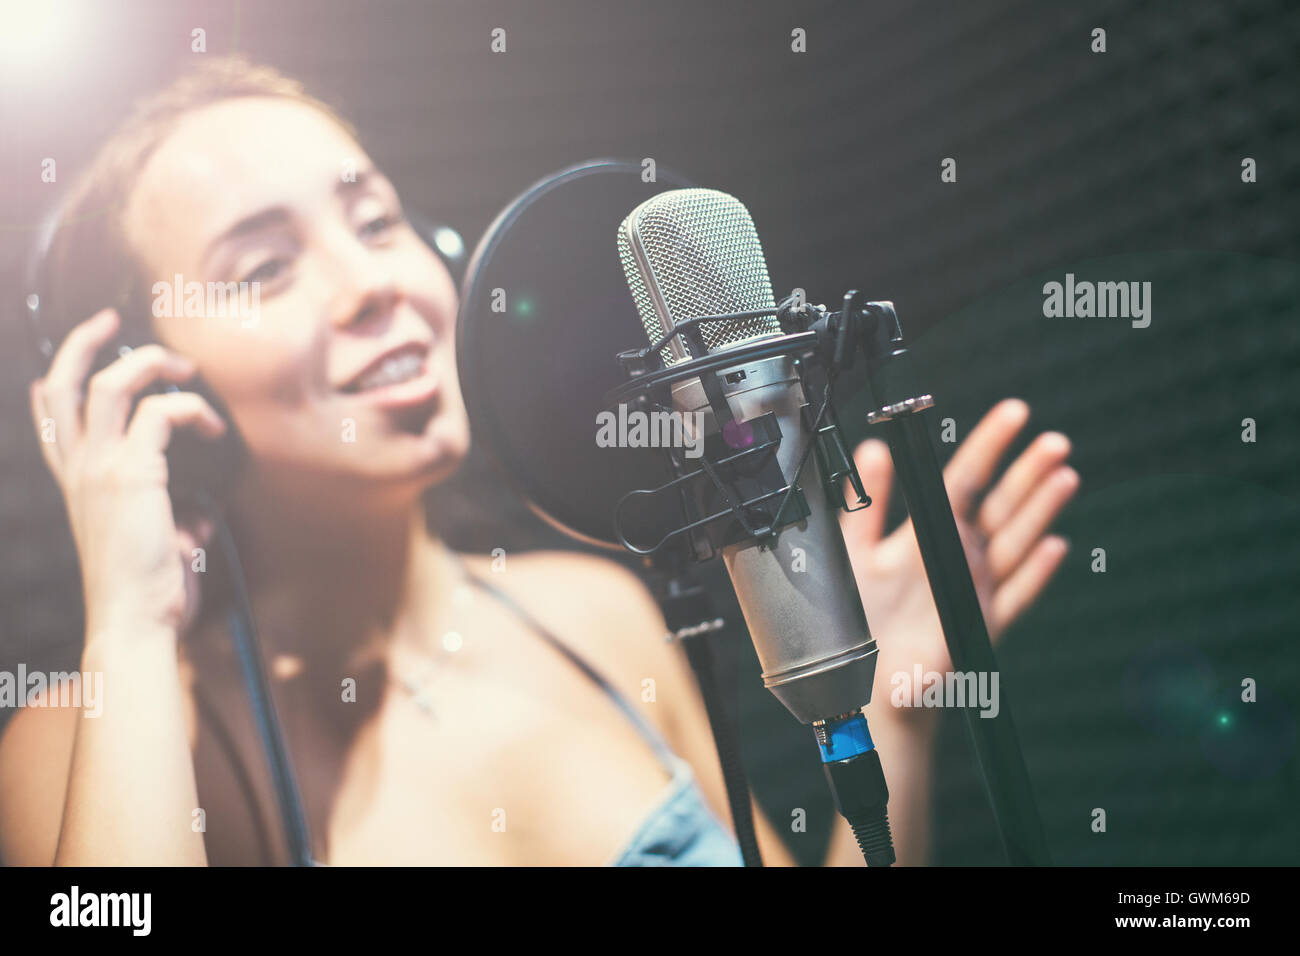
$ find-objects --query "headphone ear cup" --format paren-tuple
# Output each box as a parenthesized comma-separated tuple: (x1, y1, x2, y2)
(405, 211, 467, 287)
(22, 205, 68, 373)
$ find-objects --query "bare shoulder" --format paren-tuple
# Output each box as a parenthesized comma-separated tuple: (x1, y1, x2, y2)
(457, 549, 698, 742)
(459, 549, 665, 638)
(0, 680, 81, 865)
(455, 548, 799, 864)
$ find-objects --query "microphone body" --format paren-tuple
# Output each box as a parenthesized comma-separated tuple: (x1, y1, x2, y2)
(669, 356, 877, 724)
(619, 188, 878, 724)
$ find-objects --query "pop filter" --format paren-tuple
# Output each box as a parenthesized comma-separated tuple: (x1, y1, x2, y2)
(456, 159, 695, 551)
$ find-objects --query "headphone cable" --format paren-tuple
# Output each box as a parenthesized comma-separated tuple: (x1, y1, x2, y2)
(205, 495, 315, 867)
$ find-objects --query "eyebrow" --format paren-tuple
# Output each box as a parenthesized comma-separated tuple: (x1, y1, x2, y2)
(202, 169, 385, 263)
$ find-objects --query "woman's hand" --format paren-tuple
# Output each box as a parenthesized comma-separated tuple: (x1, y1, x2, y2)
(840, 399, 1078, 716)
(29, 309, 227, 643)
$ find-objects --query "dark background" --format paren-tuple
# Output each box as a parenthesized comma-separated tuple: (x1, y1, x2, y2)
(2, 0, 1296, 865)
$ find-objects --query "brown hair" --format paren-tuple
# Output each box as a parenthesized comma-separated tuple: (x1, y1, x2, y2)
(39, 56, 356, 347)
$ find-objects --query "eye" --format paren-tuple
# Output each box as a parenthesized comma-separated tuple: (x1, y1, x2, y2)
(360, 211, 404, 239)
(242, 257, 290, 285)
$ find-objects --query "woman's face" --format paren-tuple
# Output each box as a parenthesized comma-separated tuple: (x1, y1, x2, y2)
(122, 96, 470, 499)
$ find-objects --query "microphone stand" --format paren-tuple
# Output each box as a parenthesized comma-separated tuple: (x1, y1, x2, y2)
(651, 563, 764, 867)
(852, 296, 1051, 867)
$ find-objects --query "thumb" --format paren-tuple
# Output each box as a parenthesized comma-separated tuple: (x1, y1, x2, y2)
(175, 514, 216, 635)
(840, 438, 893, 547)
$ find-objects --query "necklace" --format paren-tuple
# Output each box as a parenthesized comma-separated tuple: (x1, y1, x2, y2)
(395, 627, 466, 718)
(391, 554, 477, 720)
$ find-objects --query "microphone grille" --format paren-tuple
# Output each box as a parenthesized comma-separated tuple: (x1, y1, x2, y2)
(618, 188, 780, 366)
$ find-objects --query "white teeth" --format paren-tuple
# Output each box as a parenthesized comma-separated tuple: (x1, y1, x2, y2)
(356, 351, 425, 391)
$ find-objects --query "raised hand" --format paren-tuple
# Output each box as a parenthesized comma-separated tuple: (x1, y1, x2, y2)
(29, 309, 227, 642)
(840, 399, 1078, 701)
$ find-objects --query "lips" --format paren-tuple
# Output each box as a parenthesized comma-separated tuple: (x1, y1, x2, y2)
(338, 341, 441, 411)
(340, 342, 430, 393)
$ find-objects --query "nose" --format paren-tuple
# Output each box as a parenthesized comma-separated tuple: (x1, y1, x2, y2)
(327, 237, 403, 331)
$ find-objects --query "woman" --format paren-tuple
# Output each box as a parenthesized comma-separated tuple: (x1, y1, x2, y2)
(0, 59, 1078, 865)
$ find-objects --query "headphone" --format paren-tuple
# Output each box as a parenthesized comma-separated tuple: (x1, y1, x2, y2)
(21, 200, 468, 866)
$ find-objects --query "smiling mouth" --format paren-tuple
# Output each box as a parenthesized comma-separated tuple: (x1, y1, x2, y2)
(342, 346, 429, 393)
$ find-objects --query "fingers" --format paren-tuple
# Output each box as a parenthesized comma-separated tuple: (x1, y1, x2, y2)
(943, 398, 1030, 518)
(976, 431, 1072, 539)
(989, 535, 1069, 638)
(986, 465, 1079, 580)
(31, 308, 205, 478)
(29, 380, 62, 474)
(84, 345, 197, 443)
(839, 438, 893, 547)
(125, 392, 227, 452)
(38, 309, 120, 442)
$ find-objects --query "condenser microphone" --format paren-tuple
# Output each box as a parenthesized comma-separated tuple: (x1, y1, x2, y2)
(616, 188, 879, 726)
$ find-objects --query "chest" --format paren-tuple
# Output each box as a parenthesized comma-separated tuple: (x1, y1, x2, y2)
(186, 615, 673, 866)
